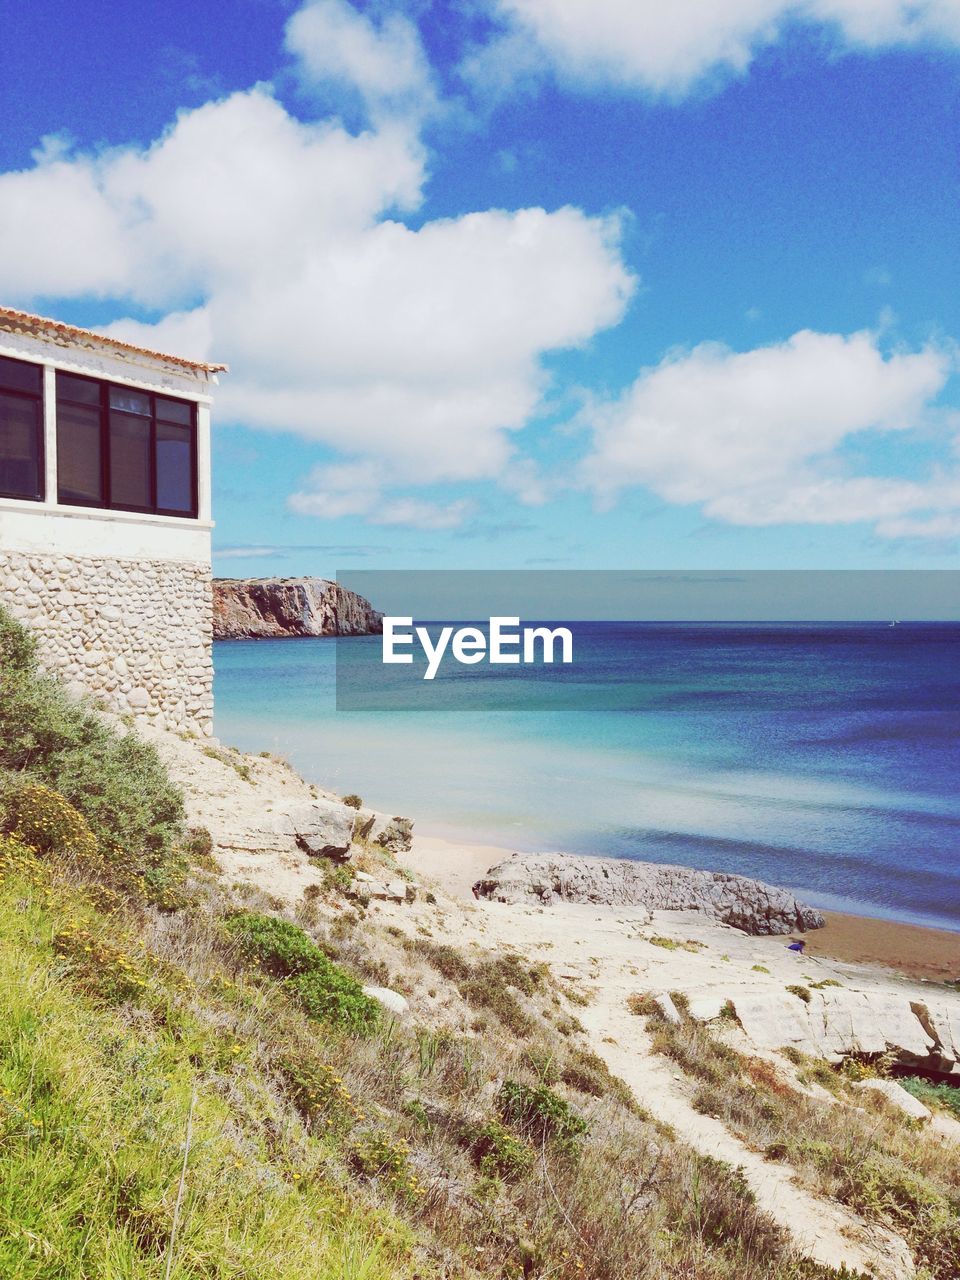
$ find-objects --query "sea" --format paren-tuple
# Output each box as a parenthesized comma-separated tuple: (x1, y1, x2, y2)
(213, 622, 960, 932)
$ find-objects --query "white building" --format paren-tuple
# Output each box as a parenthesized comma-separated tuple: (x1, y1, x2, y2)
(0, 306, 226, 734)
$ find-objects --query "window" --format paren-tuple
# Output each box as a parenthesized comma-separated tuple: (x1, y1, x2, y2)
(0, 355, 43, 501)
(56, 373, 198, 517)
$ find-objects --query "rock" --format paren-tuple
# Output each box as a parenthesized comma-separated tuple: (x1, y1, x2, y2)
(355, 810, 414, 854)
(474, 852, 824, 936)
(353, 875, 414, 906)
(654, 993, 683, 1025)
(728, 987, 960, 1075)
(687, 995, 726, 1023)
(362, 986, 409, 1018)
(286, 799, 355, 860)
(853, 1079, 931, 1122)
(733, 991, 822, 1056)
(212, 577, 382, 639)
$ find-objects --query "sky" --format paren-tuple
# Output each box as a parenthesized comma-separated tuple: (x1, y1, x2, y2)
(1, 0, 959, 578)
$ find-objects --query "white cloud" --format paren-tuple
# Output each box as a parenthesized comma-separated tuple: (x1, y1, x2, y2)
(0, 67, 634, 515)
(580, 329, 960, 536)
(289, 462, 473, 529)
(284, 0, 439, 122)
(468, 1, 960, 98)
(875, 512, 960, 541)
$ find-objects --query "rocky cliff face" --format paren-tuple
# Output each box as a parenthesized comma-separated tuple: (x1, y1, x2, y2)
(213, 577, 382, 640)
(474, 852, 825, 935)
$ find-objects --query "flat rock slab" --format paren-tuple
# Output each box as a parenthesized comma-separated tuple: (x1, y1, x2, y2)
(363, 986, 410, 1017)
(730, 987, 960, 1074)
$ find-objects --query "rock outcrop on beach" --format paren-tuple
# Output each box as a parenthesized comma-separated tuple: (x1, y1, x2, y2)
(720, 986, 960, 1076)
(213, 577, 382, 640)
(474, 852, 825, 935)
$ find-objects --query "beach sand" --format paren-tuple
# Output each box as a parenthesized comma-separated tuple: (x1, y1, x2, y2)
(409, 832, 960, 983)
(813, 911, 960, 982)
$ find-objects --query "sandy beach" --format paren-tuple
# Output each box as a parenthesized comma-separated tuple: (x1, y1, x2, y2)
(410, 831, 960, 983)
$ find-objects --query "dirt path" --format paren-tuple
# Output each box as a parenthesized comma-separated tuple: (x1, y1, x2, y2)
(580, 1000, 913, 1278)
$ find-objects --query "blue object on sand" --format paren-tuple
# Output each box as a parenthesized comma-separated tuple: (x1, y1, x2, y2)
(787, 940, 806, 952)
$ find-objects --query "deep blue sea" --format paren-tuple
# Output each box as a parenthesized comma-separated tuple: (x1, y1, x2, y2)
(214, 623, 960, 931)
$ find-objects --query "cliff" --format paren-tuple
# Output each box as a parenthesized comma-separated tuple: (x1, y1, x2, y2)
(213, 576, 382, 640)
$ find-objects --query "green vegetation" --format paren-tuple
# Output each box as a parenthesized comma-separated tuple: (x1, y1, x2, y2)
(342, 794, 363, 809)
(201, 744, 252, 783)
(646, 935, 703, 952)
(224, 912, 380, 1036)
(468, 1120, 534, 1179)
(405, 938, 548, 1037)
(0, 608, 184, 898)
(498, 1080, 588, 1150)
(900, 1076, 960, 1120)
(0, 843, 412, 1280)
(786, 984, 812, 1003)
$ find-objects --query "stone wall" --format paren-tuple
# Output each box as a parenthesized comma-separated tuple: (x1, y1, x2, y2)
(0, 548, 213, 734)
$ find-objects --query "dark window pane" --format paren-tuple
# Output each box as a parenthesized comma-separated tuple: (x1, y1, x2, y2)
(109, 386, 150, 416)
(57, 401, 102, 504)
(156, 421, 193, 513)
(0, 392, 41, 498)
(0, 354, 42, 396)
(109, 411, 151, 509)
(156, 397, 192, 426)
(56, 372, 100, 406)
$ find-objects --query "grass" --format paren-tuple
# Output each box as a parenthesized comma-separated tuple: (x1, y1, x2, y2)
(0, 829, 851, 1280)
(201, 744, 252, 783)
(899, 1076, 960, 1120)
(644, 1004, 960, 1279)
(0, 849, 412, 1280)
(646, 935, 703, 952)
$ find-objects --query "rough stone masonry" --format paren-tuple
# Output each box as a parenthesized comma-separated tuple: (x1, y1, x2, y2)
(0, 548, 213, 735)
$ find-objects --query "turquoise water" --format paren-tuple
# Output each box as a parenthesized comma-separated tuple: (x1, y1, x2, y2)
(213, 623, 960, 931)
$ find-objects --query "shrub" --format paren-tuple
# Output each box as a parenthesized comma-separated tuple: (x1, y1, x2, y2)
(348, 1133, 422, 1199)
(410, 938, 540, 1036)
(53, 923, 151, 1005)
(498, 1080, 588, 1149)
(560, 1048, 637, 1111)
(287, 968, 380, 1036)
(0, 608, 185, 892)
(226, 912, 326, 977)
(226, 911, 380, 1035)
(627, 991, 658, 1016)
(280, 1052, 364, 1131)
(648, 935, 703, 953)
(0, 606, 37, 673)
(2, 782, 98, 862)
(341, 794, 363, 809)
(182, 825, 214, 863)
(321, 862, 354, 894)
(468, 1120, 534, 1180)
(899, 1076, 960, 1119)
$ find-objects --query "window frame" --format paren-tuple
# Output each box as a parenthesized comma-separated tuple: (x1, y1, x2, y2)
(56, 371, 199, 519)
(0, 355, 45, 503)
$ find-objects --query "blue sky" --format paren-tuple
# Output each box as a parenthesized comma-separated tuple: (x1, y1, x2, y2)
(1, 1, 959, 576)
